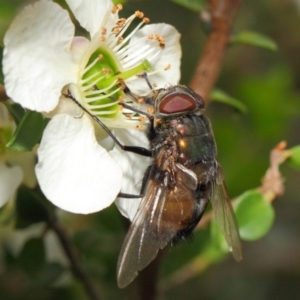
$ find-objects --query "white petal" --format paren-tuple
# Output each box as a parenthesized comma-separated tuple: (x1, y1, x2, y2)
(36, 114, 122, 214)
(0, 163, 23, 207)
(66, 0, 114, 38)
(3, 0, 78, 112)
(110, 129, 151, 221)
(126, 23, 182, 94)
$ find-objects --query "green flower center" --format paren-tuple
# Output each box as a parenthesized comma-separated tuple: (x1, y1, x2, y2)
(80, 48, 152, 119)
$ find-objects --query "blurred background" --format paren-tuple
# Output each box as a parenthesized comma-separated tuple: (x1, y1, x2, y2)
(0, 0, 300, 299)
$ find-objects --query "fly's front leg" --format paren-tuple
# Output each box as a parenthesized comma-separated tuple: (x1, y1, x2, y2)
(64, 90, 152, 157)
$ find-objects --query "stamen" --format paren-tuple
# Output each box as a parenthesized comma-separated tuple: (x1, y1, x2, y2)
(81, 55, 102, 76)
(112, 20, 145, 52)
(81, 73, 106, 90)
(85, 87, 121, 103)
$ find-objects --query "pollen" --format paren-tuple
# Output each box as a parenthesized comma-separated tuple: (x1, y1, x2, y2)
(101, 68, 111, 75)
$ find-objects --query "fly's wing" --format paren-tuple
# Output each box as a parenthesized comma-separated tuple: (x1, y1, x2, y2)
(210, 164, 243, 261)
(117, 164, 198, 288)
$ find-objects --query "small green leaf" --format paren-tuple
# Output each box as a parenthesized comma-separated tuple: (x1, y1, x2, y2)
(210, 218, 230, 254)
(18, 237, 46, 276)
(5, 102, 25, 125)
(235, 190, 275, 241)
(288, 145, 300, 169)
(210, 88, 248, 113)
(230, 30, 278, 51)
(6, 110, 45, 151)
(171, 0, 206, 12)
(15, 186, 53, 229)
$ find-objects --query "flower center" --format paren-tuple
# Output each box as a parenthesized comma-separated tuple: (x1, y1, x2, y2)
(68, 5, 165, 130)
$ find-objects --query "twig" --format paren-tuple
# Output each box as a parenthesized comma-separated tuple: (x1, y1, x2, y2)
(0, 84, 8, 101)
(189, 0, 242, 101)
(48, 215, 101, 300)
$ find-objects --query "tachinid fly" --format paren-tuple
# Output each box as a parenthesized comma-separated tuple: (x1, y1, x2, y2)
(117, 85, 242, 288)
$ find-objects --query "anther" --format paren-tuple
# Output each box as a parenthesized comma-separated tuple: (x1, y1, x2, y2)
(118, 36, 124, 42)
(113, 28, 120, 34)
(138, 97, 144, 104)
(117, 4, 123, 10)
(111, 5, 117, 14)
(101, 27, 107, 35)
(100, 36, 106, 41)
(164, 64, 171, 70)
(148, 107, 154, 114)
(143, 17, 150, 23)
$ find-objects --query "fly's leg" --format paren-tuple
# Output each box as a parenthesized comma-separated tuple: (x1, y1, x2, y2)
(117, 165, 151, 199)
(64, 90, 152, 157)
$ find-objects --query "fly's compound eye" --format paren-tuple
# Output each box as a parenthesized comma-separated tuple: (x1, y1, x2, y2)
(159, 93, 197, 114)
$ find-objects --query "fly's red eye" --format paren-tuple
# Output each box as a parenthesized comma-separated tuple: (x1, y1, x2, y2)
(159, 93, 197, 114)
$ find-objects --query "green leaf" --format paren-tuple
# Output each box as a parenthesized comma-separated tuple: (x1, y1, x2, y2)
(6, 110, 46, 151)
(230, 30, 278, 51)
(210, 88, 248, 113)
(15, 186, 53, 229)
(18, 237, 46, 276)
(5, 102, 25, 125)
(32, 262, 65, 286)
(288, 145, 300, 169)
(210, 218, 230, 254)
(170, 0, 206, 12)
(235, 190, 275, 241)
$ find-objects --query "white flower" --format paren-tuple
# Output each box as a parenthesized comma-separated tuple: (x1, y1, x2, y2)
(3, 0, 181, 214)
(0, 103, 37, 208)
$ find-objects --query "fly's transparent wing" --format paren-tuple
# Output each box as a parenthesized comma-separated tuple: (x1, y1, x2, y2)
(117, 165, 197, 288)
(210, 164, 242, 261)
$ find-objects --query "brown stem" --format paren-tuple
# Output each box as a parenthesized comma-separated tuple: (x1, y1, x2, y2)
(48, 216, 101, 300)
(0, 85, 8, 101)
(189, 0, 242, 101)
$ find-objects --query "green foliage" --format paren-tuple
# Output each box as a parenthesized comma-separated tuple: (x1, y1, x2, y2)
(4, 102, 25, 124)
(15, 186, 54, 229)
(170, 0, 206, 12)
(230, 30, 278, 51)
(18, 238, 46, 276)
(210, 88, 248, 113)
(235, 190, 275, 241)
(288, 145, 300, 170)
(6, 110, 46, 151)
